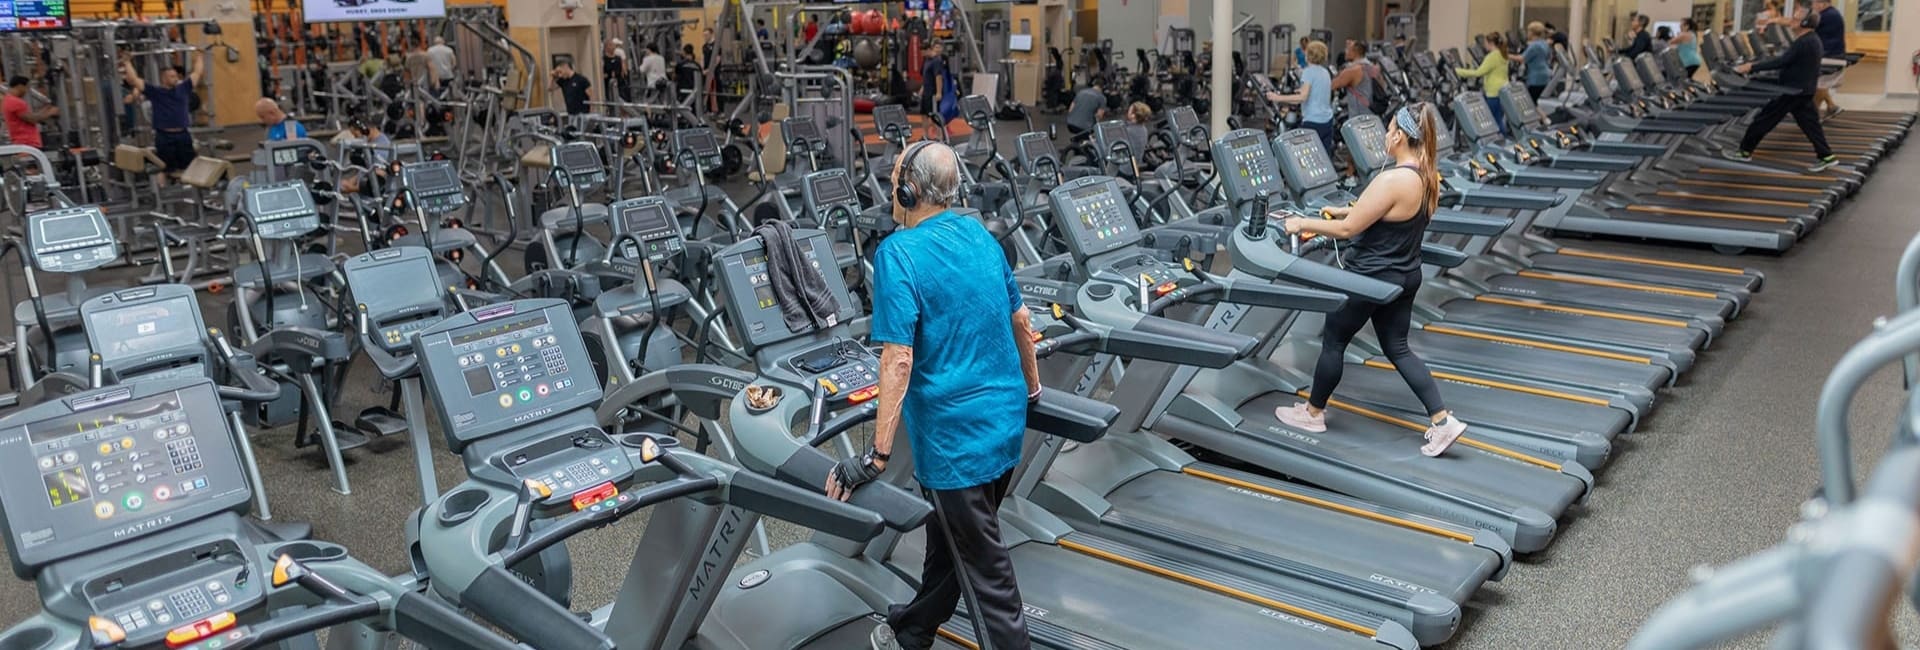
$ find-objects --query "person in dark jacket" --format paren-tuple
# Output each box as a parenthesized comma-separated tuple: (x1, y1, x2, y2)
(1812, 0, 1847, 118)
(1616, 15, 1652, 58)
(1724, 7, 1837, 172)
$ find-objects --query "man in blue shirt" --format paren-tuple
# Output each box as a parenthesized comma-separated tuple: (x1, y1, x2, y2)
(1812, 0, 1847, 118)
(120, 49, 206, 182)
(826, 140, 1041, 650)
(254, 98, 306, 141)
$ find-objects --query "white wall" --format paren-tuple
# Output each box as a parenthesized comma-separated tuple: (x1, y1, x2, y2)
(1636, 0, 1691, 24)
(1431, 0, 1474, 52)
(1886, 0, 1920, 95)
(1099, 0, 1161, 61)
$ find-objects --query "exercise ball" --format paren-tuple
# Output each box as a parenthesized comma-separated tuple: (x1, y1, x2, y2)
(852, 39, 882, 68)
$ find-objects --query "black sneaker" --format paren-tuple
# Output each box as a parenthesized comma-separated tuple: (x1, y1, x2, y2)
(1808, 155, 1839, 173)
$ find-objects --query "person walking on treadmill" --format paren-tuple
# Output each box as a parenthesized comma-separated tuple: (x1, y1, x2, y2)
(1273, 104, 1469, 457)
(1723, 6, 1838, 173)
(824, 140, 1043, 650)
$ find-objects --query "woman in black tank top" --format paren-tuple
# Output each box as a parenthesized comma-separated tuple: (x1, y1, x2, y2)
(1272, 104, 1469, 457)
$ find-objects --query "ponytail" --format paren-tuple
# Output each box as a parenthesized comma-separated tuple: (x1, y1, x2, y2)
(1414, 106, 1441, 213)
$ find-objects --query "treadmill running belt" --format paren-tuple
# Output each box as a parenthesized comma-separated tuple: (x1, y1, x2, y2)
(1437, 299, 1706, 353)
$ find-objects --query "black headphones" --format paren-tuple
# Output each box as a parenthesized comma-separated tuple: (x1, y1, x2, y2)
(893, 140, 932, 210)
(1800, 8, 1819, 29)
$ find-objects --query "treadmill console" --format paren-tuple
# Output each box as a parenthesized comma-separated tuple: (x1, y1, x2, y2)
(343, 247, 446, 354)
(242, 181, 320, 240)
(610, 196, 685, 262)
(802, 169, 869, 229)
(1452, 92, 1502, 142)
(713, 229, 859, 352)
(552, 142, 607, 189)
(1047, 176, 1144, 260)
(1210, 128, 1287, 206)
(27, 206, 118, 274)
(1577, 68, 1612, 103)
(82, 285, 208, 381)
(414, 300, 602, 450)
(1611, 60, 1646, 94)
(872, 104, 911, 144)
(416, 300, 635, 508)
(399, 160, 468, 216)
(0, 381, 250, 577)
(783, 116, 827, 155)
(1501, 85, 1545, 129)
(958, 94, 994, 127)
(261, 140, 323, 172)
(671, 128, 723, 172)
(713, 233, 877, 403)
(1340, 116, 1394, 178)
(1271, 128, 1339, 190)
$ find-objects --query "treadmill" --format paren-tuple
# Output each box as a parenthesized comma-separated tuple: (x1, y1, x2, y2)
(678, 229, 1419, 648)
(1052, 174, 1594, 553)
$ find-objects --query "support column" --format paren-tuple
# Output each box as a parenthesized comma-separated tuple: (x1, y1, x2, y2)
(1208, 0, 1230, 135)
(1887, 0, 1920, 95)
(181, 0, 258, 127)
(1430, 0, 1471, 53)
(507, 0, 602, 110)
(1569, 0, 1586, 62)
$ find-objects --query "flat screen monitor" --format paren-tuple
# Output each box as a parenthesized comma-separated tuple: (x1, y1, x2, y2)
(555, 144, 603, 177)
(1009, 34, 1033, 51)
(785, 117, 821, 145)
(304, 0, 444, 24)
(0, 0, 69, 32)
(86, 295, 203, 363)
(248, 185, 314, 223)
(807, 172, 855, 206)
(402, 162, 460, 194)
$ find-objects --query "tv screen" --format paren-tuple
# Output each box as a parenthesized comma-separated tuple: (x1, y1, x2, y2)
(304, 0, 444, 24)
(0, 0, 69, 32)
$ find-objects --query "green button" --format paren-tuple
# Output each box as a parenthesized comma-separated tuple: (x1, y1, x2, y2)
(123, 492, 144, 511)
(517, 389, 533, 402)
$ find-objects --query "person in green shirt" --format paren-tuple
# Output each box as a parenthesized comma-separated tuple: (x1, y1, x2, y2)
(1454, 31, 1511, 134)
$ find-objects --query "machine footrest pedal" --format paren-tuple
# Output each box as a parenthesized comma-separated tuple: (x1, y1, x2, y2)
(351, 408, 408, 438)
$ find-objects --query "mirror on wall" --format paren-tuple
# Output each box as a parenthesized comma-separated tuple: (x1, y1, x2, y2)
(1856, 0, 1890, 31)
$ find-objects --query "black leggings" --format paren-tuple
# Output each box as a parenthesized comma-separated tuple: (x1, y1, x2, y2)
(1308, 270, 1447, 416)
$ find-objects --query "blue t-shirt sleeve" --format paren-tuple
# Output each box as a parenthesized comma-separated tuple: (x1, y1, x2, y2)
(1004, 260, 1022, 313)
(869, 244, 919, 346)
(292, 121, 307, 138)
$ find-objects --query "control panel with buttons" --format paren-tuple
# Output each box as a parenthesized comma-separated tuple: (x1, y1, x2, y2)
(399, 160, 468, 217)
(343, 247, 448, 355)
(415, 301, 605, 448)
(784, 340, 881, 406)
(242, 182, 320, 240)
(611, 196, 685, 263)
(28, 206, 120, 274)
(496, 429, 637, 510)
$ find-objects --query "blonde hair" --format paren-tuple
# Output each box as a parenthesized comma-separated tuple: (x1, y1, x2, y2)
(1527, 22, 1547, 39)
(1305, 41, 1329, 65)
(1127, 102, 1152, 124)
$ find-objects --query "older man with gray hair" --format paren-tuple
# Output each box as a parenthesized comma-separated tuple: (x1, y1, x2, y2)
(823, 140, 1040, 650)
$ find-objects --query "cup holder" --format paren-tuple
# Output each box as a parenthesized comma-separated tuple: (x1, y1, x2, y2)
(614, 432, 682, 451)
(269, 541, 348, 563)
(0, 624, 56, 650)
(437, 488, 492, 526)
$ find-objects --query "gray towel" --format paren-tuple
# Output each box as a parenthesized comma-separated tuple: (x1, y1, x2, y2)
(753, 219, 840, 332)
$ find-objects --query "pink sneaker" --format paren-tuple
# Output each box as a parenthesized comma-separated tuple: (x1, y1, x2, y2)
(1421, 415, 1466, 457)
(1275, 402, 1327, 433)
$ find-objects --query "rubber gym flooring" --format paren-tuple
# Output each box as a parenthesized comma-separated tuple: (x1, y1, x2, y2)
(2, 129, 1919, 648)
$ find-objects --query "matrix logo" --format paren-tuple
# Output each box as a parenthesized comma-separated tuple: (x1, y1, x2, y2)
(1267, 425, 1321, 445)
(688, 508, 745, 602)
(1258, 608, 1331, 633)
(112, 515, 175, 538)
(1370, 574, 1439, 595)
(1224, 486, 1281, 504)
(1022, 603, 1050, 619)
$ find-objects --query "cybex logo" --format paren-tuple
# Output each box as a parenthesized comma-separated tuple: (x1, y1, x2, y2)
(709, 376, 747, 392)
(1020, 282, 1061, 299)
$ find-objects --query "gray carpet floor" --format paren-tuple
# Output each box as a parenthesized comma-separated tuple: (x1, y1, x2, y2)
(1, 124, 1918, 649)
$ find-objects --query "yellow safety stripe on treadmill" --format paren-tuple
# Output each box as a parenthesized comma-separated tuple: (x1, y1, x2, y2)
(1624, 204, 1793, 224)
(1058, 538, 1382, 637)
(1293, 392, 1565, 471)
(936, 630, 981, 649)
(1675, 180, 1825, 195)
(1699, 168, 1839, 181)
(1472, 295, 1692, 327)
(1422, 324, 1654, 364)
(1652, 191, 1807, 208)
(1182, 467, 1477, 542)
(1555, 248, 1750, 275)
(1515, 271, 1722, 298)
(1361, 359, 1611, 406)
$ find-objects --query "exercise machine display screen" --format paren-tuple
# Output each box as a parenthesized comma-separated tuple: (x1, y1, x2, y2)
(612, 197, 683, 262)
(715, 230, 857, 350)
(959, 95, 993, 124)
(84, 288, 205, 378)
(344, 247, 444, 352)
(873, 104, 909, 141)
(1167, 106, 1200, 137)
(1048, 177, 1140, 259)
(1342, 115, 1393, 175)
(1211, 129, 1285, 205)
(1093, 121, 1140, 163)
(268, 144, 315, 168)
(1612, 61, 1645, 92)
(27, 206, 117, 273)
(400, 160, 467, 215)
(672, 128, 722, 170)
(244, 182, 319, 239)
(784, 117, 823, 149)
(415, 301, 602, 447)
(0, 382, 247, 573)
(0, 0, 69, 32)
(1274, 128, 1337, 191)
(1454, 93, 1500, 141)
(554, 143, 606, 186)
(1578, 68, 1611, 100)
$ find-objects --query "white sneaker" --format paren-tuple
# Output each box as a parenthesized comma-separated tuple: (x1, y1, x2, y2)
(1421, 415, 1467, 457)
(1275, 402, 1327, 433)
(870, 624, 901, 650)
